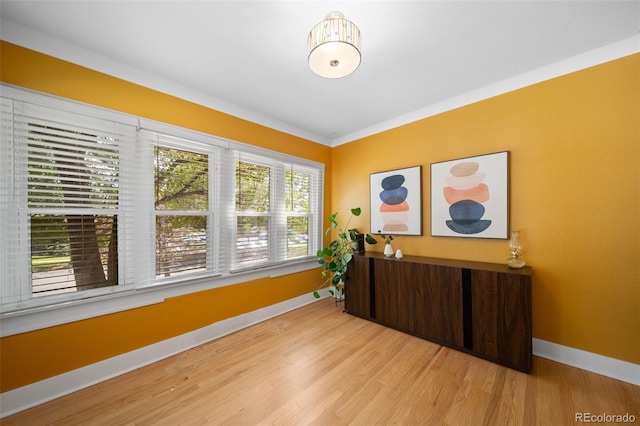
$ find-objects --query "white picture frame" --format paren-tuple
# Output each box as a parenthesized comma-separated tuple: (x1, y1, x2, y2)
(430, 151, 509, 239)
(370, 165, 422, 236)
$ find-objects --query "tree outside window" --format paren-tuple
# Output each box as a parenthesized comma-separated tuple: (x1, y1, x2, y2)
(154, 146, 208, 278)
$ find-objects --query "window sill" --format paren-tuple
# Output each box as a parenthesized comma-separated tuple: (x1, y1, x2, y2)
(0, 259, 318, 337)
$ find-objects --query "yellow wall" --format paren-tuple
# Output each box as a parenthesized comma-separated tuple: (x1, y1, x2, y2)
(1, 270, 321, 392)
(1, 42, 638, 393)
(332, 53, 639, 365)
(0, 42, 331, 392)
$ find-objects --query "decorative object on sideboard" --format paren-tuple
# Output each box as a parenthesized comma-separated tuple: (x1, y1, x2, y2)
(395, 249, 404, 259)
(354, 232, 365, 254)
(507, 230, 526, 268)
(379, 234, 394, 257)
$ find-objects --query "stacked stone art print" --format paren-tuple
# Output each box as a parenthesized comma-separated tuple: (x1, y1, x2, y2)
(430, 152, 509, 239)
(379, 174, 410, 232)
(370, 166, 422, 236)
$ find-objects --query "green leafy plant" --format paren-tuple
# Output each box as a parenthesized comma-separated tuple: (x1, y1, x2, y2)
(379, 234, 394, 244)
(314, 207, 377, 298)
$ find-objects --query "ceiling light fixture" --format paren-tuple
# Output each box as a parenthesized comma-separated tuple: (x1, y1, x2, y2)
(307, 12, 361, 79)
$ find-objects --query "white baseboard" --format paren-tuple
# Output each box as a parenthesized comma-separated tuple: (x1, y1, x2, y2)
(0, 291, 330, 418)
(533, 338, 639, 385)
(2, 298, 638, 418)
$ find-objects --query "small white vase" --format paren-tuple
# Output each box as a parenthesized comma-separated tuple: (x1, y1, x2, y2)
(384, 243, 394, 257)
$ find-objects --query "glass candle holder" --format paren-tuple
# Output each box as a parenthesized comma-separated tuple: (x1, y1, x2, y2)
(507, 230, 526, 268)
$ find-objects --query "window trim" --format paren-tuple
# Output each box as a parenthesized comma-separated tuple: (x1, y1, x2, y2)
(152, 141, 215, 280)
(0, 84, 324, 336)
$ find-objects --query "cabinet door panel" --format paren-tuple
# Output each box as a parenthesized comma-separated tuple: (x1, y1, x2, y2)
(345, 255, 371, 318)
(414, 264, 464, 348)
(374, 259, 414, 333)
(472, 270, 532, 372)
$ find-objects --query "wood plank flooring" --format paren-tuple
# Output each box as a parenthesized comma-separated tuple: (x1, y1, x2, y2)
(4, 299, 639, 425)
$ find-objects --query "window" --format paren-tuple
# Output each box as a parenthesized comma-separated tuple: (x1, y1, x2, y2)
(155, 146, 209, 278)
(230, 155, 321, 271)
(31, 214, 118, 296)
(28, 121, 121, 297)
(1, 99, 131, 306)
(234, 159, 271, 267)
(286, 168, 313, 259)
(0, 89, 324, 315)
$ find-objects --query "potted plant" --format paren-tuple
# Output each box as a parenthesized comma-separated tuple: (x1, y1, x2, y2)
(314, 207, 377, 298)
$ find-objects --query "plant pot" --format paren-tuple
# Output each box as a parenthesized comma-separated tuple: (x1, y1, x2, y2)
(384, 243, 394, 257)
(355, 234, 365, 253)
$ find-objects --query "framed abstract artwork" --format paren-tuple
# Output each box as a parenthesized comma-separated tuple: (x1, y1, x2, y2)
(431, 151, 509, 239)
(370, 165, 422, 236)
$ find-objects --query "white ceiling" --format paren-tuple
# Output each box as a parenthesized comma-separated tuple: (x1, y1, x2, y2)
(1, 1, 639, 146)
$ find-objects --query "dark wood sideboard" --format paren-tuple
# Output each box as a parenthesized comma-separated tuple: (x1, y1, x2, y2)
(345, 252, 532, 372)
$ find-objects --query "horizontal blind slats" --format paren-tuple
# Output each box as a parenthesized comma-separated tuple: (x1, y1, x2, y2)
(25, 114, 121, 211)
(10, 100, 131, 302)
(0, 97, 30, 305)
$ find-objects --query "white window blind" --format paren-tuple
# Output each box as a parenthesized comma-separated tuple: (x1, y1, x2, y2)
(233, 153, 273, 269)
(1, 88, 324, 315)
(0, 97, 24, 305)
(285, 165, 317, 260)
(1, 98, 136, 306)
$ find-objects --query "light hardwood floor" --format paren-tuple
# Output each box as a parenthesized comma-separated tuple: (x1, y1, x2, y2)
(4, 299, 639, 425)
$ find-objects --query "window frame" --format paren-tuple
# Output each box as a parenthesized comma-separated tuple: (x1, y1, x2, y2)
(152, 140, 216, 281)
(284, 165, 317, 261)
(232, 154, 275, 271)
(0, 85, 324, 337)
(25, 112, 124, 298)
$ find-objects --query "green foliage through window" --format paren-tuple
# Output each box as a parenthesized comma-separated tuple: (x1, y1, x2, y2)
(155, 147, 209, 278)
(236, 161, 270, 212)
(155, 147, 208, 211)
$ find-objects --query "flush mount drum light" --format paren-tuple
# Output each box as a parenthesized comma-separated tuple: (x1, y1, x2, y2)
(307, 12, 361, 78)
